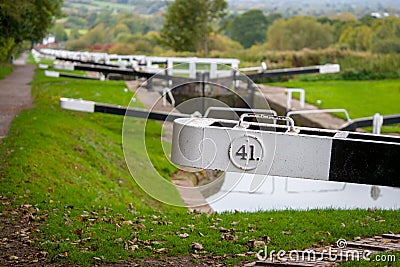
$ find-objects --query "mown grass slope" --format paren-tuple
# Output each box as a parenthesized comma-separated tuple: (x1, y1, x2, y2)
(0, 64, 13, 79)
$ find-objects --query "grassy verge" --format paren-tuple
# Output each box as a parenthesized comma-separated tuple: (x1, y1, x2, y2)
(0, 67, 399, 266)
(0, 64, 13, 79)
(269, 79, 400, 133)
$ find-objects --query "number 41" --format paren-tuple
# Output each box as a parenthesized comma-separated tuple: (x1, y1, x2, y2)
(236, 145, 257, 161)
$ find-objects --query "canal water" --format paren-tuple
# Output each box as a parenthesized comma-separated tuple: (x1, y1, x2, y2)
(206, 172, 400, 212)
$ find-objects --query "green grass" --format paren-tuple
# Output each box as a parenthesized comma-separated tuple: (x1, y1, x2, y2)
(270, 79, 400, 133)
(0, 64, 13, 79)
(93, 0, 135, 11)
(65, 0, 136, 12)
(0, 67, 399, 266)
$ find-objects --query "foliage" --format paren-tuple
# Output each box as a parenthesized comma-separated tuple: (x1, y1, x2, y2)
(0, 0, 63, 62)
(65, 15, 87, 29)
(64, 39, 88, 51)
(209, 47, 400, 80)
(208, 33, 243, 52)
(0, 64, 13, 79)
(159, 0, 227, 55)
(338, 25, 373, 51)
(52, 24, 69, 42)
(81, 24, 107, 45)
(228, 9, 269, 49)
(267, 16, 334, 51)
(372, 38, 400, 54)
(370, 17, 400, 54)
(108, 42, 136, 55)
(0, 37, 16, 62)
(59, 2, 400, 59)
(110, 23, 130, 39)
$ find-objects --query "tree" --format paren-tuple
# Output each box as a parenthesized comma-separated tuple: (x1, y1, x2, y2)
(69, 28, 82, 40)
(81, 24, 107, 45)
(110, 23, 131, 39)
(338, 25, 373, 51)
(208, 33, 242, 52)
(0, 0, 63, 62)
(371, 17, 400, 54)
(53, 23, 68, 43)
(267, 16, 334, 51)
(228, 9, 268, 49)
(160, 0, 227, 55)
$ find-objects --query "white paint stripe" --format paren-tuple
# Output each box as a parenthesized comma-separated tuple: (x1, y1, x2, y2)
(269, 134, 333, 181)
(319, 64, 340, 74)
(44, 71, 59, 78)
(60, 98, 95, 113)
(53, 63, 75, 71)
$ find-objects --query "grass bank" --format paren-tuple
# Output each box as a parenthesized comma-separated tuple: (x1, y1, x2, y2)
(0, 66, 399, 266)
(270, 79, 400, 133)
(0, 64, 13, 79)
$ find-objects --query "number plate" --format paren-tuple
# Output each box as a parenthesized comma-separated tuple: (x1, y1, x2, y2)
(229, 135, 264, 170)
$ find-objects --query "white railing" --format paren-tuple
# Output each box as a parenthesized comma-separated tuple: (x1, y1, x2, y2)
(162, 87, 175, 107)
(286, 109, 351, 122)
(286, 88, 305, 111)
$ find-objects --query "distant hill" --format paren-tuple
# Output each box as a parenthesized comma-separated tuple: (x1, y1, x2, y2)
(63, 0, 400, 17)
(62, 0, 166, 15)
(227, 0, 400, 17)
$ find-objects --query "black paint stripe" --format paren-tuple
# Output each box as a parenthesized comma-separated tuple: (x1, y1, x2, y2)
(340, 114, 400, 131)
(94, 103, 189, 122)
(329, 139, 400, 187)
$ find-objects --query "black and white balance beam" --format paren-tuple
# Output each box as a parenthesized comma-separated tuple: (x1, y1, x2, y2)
(246, 64, 340, 80)
(60, 98, 189, 122)
(45, 70, 101, 80)
(171, 115, 400, 188)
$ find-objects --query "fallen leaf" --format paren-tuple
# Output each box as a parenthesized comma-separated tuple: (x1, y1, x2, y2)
(221, 233, 238, 241)
(259, 236, 271, 243)
(254, 240, 265, 248)
(8, 255, 18, 260)
(247, 239, 265, 248)
(179, 233, 189, 238)
(218, 227, 229, 233)
(114, 238, 124, 243)
(191, 242, 203, 250)
(155, 248, 167, 253)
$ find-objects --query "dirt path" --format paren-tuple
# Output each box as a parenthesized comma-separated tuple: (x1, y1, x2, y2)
(0, 54, 60, 266)
(0, 53, 35, 140)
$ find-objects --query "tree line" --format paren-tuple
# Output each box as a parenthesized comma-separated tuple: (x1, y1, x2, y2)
(1, 0, 400, 63)
(0, 0, 63, 62)
(61, 0, 400, 56)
